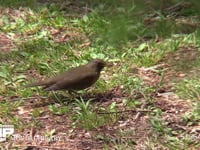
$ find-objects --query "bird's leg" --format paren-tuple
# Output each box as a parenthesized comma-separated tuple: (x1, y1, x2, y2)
(58, 90, 76, 98)
(68, 90, 78, 99)
(54, 90, 78, 103)
(51, 91, 64, 105)
(68, 90, 79, 95)
(66, 90, 83, 102)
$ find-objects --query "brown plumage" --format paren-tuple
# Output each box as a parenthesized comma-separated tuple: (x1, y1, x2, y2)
(25, 59, 106, 91)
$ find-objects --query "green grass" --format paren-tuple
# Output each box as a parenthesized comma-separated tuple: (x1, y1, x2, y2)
(175, 78, 200, 101)
(0, 0, 37, 8)
(0, 0, 200, 149)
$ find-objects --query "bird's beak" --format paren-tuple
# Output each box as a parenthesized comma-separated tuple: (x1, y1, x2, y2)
(106, 62, 113, 67)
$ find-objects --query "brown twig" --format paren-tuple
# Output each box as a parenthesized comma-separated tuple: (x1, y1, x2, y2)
(12, 145, 67, 150)
(97, 109, 151, 115)
(8, 96, 47, 101)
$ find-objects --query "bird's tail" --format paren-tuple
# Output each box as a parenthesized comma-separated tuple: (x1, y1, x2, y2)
(24, 81, 47, 88)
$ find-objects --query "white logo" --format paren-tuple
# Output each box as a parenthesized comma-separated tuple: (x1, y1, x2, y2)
(0, 125, 14, 142)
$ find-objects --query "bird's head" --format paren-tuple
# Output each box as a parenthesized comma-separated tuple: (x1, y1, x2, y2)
(87, 59, 106, 72)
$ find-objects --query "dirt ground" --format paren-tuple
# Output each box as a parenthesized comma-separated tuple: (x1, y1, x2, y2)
(1, 1, 200, 149)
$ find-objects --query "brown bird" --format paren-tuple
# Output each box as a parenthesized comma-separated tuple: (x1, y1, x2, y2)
(25, 59, 106, 91)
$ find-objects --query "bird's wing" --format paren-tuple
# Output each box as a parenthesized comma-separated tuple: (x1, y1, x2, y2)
(41, 65, 87, 83)
(25, 67, 85, 88)
(43, 71, 99, 91)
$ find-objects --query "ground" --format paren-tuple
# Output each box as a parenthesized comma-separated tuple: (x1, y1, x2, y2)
(0, 1, 200, 149)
